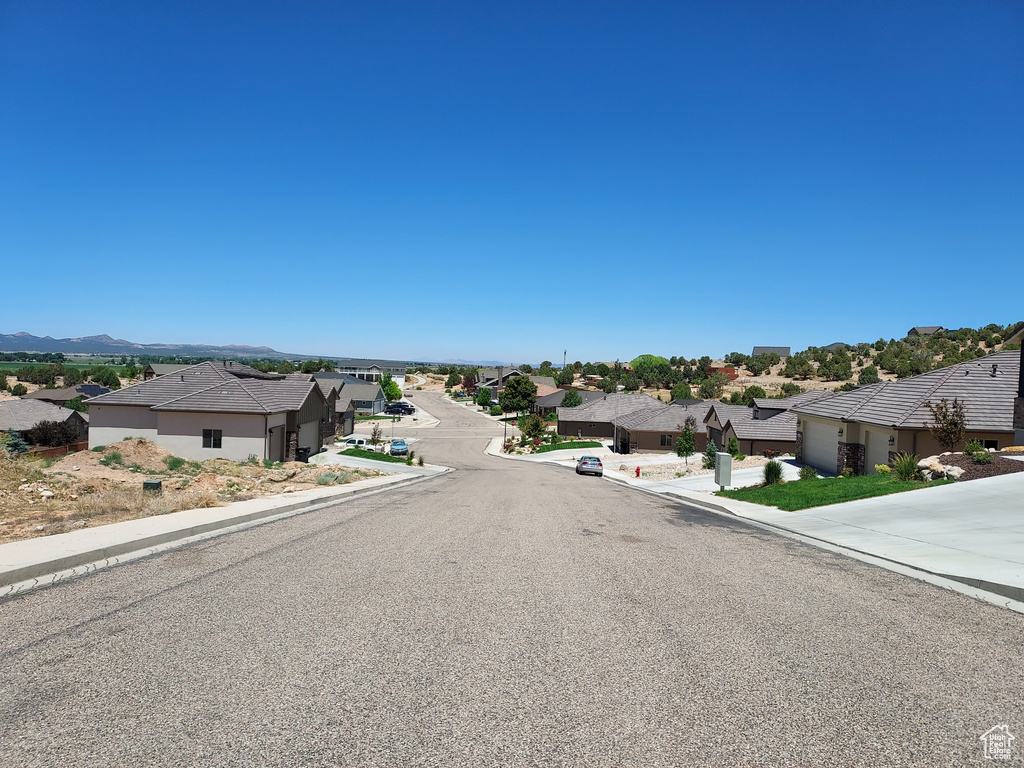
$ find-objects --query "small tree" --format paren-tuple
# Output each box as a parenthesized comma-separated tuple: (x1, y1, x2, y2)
(461, 374, 477, 393)
(476, 386, 492, 407)
(11, 383, 27, 396)
(858, 365, 880, 385)
(25, 420, 81, 447)
(670, 381, 693, 401)
(561, 389, 582, 408)
(381, 373, 402, 402)
(675, 416, 696, 465)
(369, 423, 384, 451)
(555, 369, 575, 386)
(702, 441, 718, 469)
(741, 385, 766, 406)
(518, 413, 545, 440)
(277, 360, 295, 374)
(726, 435, 741, 457)
(445, 372, 461, 388)
(64, 396, 89, 412)
(926, 397, 968, 452)
(0, 430, 29, 455)
(499, 375, 538, 415)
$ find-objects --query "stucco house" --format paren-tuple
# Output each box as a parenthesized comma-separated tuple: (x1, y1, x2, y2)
(334, 358, 407, 388)
(612, 402, 711, 454)
(793, 350, 1020, 476)
(556, 393, 665, 444)
(87, 361, 330, 462)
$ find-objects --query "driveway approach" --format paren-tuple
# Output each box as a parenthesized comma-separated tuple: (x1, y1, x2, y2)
(1, 393, 1022, 766)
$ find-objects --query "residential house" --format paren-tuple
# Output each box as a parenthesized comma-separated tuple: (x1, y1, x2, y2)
(334, 359, 407, 388)
(142, 363, 190, 380)
(0, 399, 88, 442)
(556, 393, 664, 444)
(87, 361, 330, 462)
(793, 350, 1020, 476)
(535, 388, 605, 417)
(906, 326, 945, 337)
(612, 402, 711, 454)
(708, 366, 739, 381)
(313, 373, 387, 414)
(336, 396, 356, 438)
(752, 346, 791, 358)
(701, 390, 837, 456)
(24, 384, 110, 406)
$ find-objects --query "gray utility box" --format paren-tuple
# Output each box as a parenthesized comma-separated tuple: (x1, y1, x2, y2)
(142, 479, 163, 494)
(714, 452, 733, 490)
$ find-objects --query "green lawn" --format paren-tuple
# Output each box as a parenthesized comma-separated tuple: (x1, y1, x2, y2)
(339, 448, 408, 463)
(354, 415, 395, 421)
(533, 441, 604, 453)
(718, 474, 952, 511)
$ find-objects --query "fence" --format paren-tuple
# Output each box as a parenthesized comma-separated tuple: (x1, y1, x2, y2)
(26, 441, 89, 459)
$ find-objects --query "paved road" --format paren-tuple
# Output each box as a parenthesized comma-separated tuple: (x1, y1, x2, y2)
(1, 392, 1021, 766)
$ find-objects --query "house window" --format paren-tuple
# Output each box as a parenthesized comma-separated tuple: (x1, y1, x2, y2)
(660, 434, 675, 447)
(202, 429, 222, 449)
(983, 440, 998, 450)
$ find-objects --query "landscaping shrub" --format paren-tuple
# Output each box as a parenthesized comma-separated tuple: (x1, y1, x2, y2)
(842, 468, 855, 478)
(874, 464, 891, 475)
(702, 442, 718, 470)
(734, 453, 746, 462)
(0, 430, 29, 456)
(726, 436, 740, 457)
(24, 420, 80, 447)
(91, 445, 106, 452)
(489, 405, 503, 416)
(973, 451, 993, 465)
(11, 383, 27, 396)
(417, 456, 424, 466)
(964, 439, 984, 455)
(316, 471, 343, 485)
(891, 452, 919, 481)
(763, 459, 784, 486)
(518, 413, 545, 440)
(164, 456, 186, 471)
(799, 465, 818, 481)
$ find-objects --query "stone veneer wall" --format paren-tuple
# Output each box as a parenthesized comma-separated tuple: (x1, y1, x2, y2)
(1015, 397, 1024, 431)
(286, 431, 298, 462)
(795, 430, 803, 462)
(837, 442, 865, 476)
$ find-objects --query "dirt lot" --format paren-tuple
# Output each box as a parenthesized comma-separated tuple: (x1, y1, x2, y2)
(0, 438, 381, 544)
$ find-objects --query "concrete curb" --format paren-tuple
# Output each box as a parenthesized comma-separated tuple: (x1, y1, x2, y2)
(0, 468, 453, 592)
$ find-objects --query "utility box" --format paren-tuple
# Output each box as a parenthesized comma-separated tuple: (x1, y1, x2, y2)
(142, 479, 162, 494)
(714, 452, 732, 490)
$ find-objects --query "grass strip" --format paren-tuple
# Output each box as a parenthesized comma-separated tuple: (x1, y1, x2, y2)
(718, 474, 952, 511)
(533, 441, 604, 454)
(340, 448, 408, 463)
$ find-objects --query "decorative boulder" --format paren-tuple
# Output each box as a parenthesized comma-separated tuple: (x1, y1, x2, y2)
(945, 466, 965, 480)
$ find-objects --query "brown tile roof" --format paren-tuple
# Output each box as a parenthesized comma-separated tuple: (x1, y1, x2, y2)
(793, 351, 1019, 431)
(724, 409, 798, 442)
(751, 390, 835, 411)
(556, 393, 664, 424)
(615, 402, 712, 433)
(85, 362, 318, 415)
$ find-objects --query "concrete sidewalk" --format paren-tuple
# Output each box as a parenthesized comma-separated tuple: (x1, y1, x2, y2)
(0, 467, 451, 595)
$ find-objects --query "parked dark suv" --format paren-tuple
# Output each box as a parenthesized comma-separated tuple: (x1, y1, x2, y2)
(385, 402, 415, 415)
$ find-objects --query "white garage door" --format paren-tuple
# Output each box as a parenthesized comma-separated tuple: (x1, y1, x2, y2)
(803, 421, 838, 475)
(864, 429, 890, 474)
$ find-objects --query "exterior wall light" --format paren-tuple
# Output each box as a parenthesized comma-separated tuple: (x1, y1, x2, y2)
(838, 428, 844, 437)
(888, 436, 896, 446)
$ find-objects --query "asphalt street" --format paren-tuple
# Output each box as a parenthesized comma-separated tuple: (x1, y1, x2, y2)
(1, 392, 1021, 766)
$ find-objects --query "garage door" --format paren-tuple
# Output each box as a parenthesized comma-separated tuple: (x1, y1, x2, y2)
(803, 421, 838, 475)
(864, 429, 890, 474)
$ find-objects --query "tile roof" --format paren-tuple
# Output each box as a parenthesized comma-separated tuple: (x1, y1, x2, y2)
(339, 381, 384, 401)
(145, 363, 190, 376)
(751, 390, 835, 411)
(615, 402, 712, 433)
(556, 393, 664, 424)
(0, 399, 82, 431)
(536, 389, 606, 408)
(24, 385, 109, 402)
(724, 409, 798, 442)
(752, 346, 791, 357)
(85, 362, 317, 414)
(793, 351, 1020, 431)
(908, 326, 944, 335)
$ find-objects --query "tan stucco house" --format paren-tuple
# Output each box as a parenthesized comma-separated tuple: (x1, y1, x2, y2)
(87, 361, 330, 462)
(793, 350, 1020, 475)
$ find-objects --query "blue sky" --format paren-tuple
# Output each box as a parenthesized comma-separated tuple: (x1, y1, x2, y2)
(2, 1, 1021, 364)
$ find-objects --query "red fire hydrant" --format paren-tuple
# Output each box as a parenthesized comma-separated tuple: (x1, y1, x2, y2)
(635, 466, 641, 478)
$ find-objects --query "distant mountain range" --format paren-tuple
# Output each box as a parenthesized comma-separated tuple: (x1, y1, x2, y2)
(0, 331, 297, 359)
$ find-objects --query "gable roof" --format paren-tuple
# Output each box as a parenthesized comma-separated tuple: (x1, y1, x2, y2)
(556, 393, 664, 424)
(751, 390, 835, 411)
(704, 402, 752, 428)
(793, 351, 1019, 431)
(24, 385, 110, 402)
(723, 409, 798, 442)
(536, 388, 607, 408)
(338, 381, 384, 401)
(84, 361, 317, 415)
(0, 399, 83, 432)
(614, 402, 712, 433)
(144, 363, 190, 376)
(908, 326, 944, 336)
